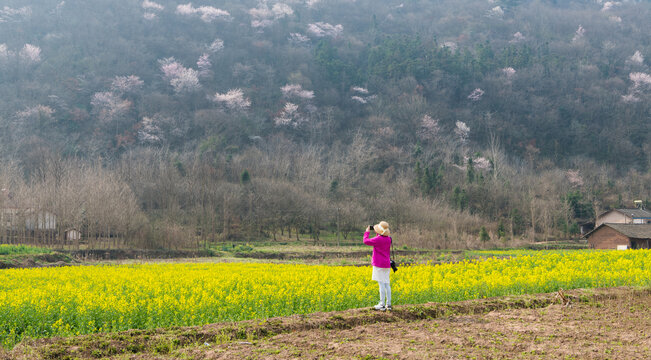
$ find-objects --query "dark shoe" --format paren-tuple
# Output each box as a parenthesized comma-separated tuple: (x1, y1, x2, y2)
(385, 305, 392, 311)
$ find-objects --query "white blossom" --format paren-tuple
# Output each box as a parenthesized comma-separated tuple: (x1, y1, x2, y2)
(137, 116, 163, 144)
(19, 44, 41, 64)
(467, 88, 484, 101)
(0, 6, 31, 23)
(142, 0, 164, 11)
(472, 156, 492, 171)
(143, 12, 157, 20)
(621, 94, 639, 103)
(169, 68, 201, 93)
(608, 15, 621, 23)
(281, 84, 314, 99)
(212, 89, 251, 110)
(249, 3, 293, 29)
(91, 92, 132, 122)
(351, 86, 369, 94)
(274, 102, 303, 127)
(502, 67, 516, 78)
(110, 75, 144, 94)
(601, 1, 620, 12)
(208, 38, 224, 53)
(289, 33, 310, 45)
(272, 3, 293, 18)
(629, 72, 651, 88)
(176, 3, 230, 23)
(572, 25, 585, 43)
(487, 6, 504, 17)
(510, 32, 525, 43)
(351, 96, 367, 104)
(16, 105, 55, 121)
(307, 22, 343, 38)
(455, 121, 470, 144)
(197, 53, 212, 78)
(0, 43, 11, 61)
(441, 41, 457, 52)
(630, 51, 644, 65)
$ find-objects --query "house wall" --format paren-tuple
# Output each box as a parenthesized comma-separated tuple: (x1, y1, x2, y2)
(596, 211, 630, 227)
(587, 227, 631, 249)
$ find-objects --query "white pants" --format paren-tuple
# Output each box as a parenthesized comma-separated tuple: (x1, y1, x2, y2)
(378, 281, 391, 306)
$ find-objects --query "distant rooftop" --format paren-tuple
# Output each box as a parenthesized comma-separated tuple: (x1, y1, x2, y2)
(614, 208, 651, 219)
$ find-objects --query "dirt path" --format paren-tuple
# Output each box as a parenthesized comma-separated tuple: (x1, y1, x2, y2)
(5, 287, 650, 359)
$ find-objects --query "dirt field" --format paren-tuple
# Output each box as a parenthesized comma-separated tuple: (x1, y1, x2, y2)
(4, 287, 649, 360)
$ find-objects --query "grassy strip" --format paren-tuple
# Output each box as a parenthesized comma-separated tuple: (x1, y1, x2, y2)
(0, 245, 51, 256)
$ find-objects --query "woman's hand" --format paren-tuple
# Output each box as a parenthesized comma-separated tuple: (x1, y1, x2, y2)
(366, 225, 373, 232)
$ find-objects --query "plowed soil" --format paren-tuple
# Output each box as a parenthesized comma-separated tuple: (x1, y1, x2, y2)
(4, 287, 650, 360)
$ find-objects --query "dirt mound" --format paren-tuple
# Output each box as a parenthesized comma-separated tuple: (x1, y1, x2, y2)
(5, 287, 649, 359)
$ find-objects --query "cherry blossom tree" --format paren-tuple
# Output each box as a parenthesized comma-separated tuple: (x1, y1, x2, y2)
(212, 89, 250, 110)
(142, 0, 164, 11)
(274, 102, 303, 127)
(467, 88, 484, 101)
(281, 84, 314, 100)
(572, 25, 585, 43)
(208, 38, 224, 53)
(455, 121, 470, 145)
(307, 22, 343, 38)
(176, 3, 230, 23)
(158, 58, 201, 93)
(566, 170, 584, 187)
(502, 67, 516, 78)
(510, 32, 525, 43)
(629, 51, 644, 65)
(0, 6, 31, 23)
(137, 116, 163, 144)
(197, 53, 212, 78)
(110, 75, 144, 94)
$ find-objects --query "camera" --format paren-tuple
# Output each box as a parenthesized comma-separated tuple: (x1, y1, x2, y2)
(391, 260, 398, 273)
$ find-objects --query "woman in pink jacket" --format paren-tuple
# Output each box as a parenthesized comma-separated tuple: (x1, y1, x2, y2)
(363, 221, 392, 311)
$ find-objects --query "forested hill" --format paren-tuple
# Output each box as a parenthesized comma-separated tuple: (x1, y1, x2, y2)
(0, 0, 649, 247)
(1, 0, 649, 166)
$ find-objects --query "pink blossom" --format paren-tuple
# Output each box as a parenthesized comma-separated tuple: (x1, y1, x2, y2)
(272, 3, 293, 18)
(471, 157, 492, 171)
(417, 115, 440, 141)
(307, 22, 343, 38)
(159, 57, 184, 80)
(455, 121, 470, 144)
(110, 75, 144, 94)
(249, 3, 293, 29)
(212, 89, 251, 110)
(142, 0, 164, 11)
(19, 44, 41, 63)
(566, 170, 584, 187)
(281, 84, 314, 99)
(91, 92, 132, 121)
(467, 88, 484, 101)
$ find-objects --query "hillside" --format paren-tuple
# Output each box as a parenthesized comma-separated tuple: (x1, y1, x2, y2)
(0, 0, 649, 248)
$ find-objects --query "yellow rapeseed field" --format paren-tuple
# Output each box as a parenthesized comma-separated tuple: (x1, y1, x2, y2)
(0, 250, 649, 347)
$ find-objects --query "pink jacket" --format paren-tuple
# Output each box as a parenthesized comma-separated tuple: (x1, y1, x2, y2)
(363, 231, 392, 268)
